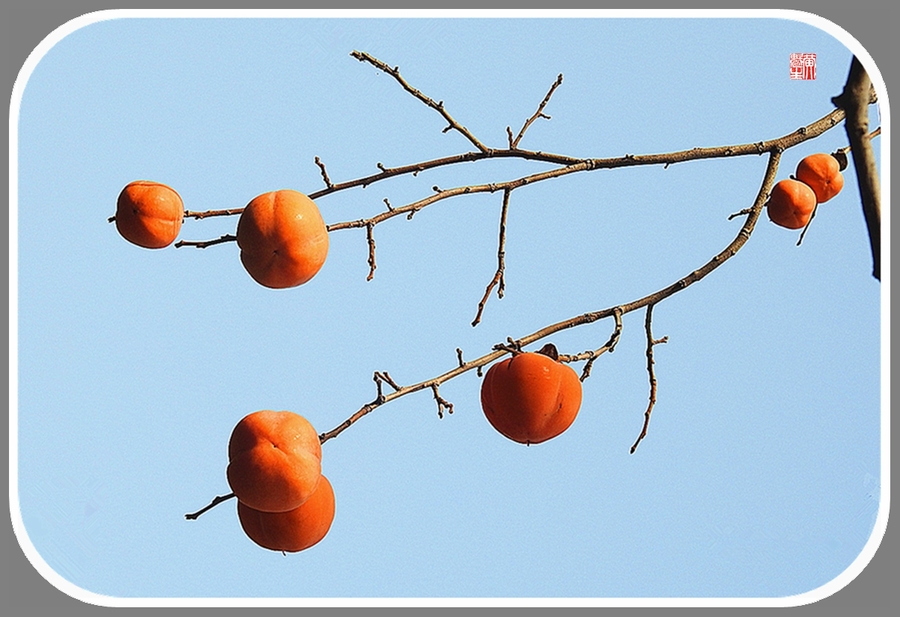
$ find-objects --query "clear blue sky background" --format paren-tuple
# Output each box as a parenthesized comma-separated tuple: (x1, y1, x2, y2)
(13, 14, 883, 601)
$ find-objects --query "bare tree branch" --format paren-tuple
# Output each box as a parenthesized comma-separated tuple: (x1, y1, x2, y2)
(832, 57, 881, 280)
(509, 73, 564, 149)
(351, 50, 490, 153)
(314, 156, 334, 190)
(630, 304, 668, 454)
(174, 234, 237, 249)
(365, 223, 377, 281)
(472, 188, 511, 326)
(557, 307, 624, 381)
(185, 492, 235, 520)
(318, 150, 783, 445)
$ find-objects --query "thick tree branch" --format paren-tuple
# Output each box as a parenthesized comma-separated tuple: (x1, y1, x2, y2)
(832, 57, 881, 280)
(175, 103, 845, 246)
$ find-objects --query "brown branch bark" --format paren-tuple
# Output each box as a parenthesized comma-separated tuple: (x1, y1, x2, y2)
(509, 74, 564, 149)
(351, 50, 490, 153)
(185, 492, 235, 520)
(318, 150, 783, 445)
(832, 57, 881, 280)
(630, 304, 668, 454)
(472, 188, 511, 326)
(174, 234, 237, 249)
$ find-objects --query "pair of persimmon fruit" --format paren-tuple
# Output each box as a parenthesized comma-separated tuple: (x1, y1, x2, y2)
(766, 152, 845, 229)
(115, 183, 329, 288)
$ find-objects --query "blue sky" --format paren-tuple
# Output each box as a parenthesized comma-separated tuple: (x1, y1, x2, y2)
(11, 13, 885, 605)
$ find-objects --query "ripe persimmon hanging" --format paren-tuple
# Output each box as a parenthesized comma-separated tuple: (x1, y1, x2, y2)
(115, 180, 184, 248)
(226, 410, 323, 513)
(766, 178, 817, 230)
(795, 152, 845, 204)
(236, 189, 329, 289)
(237, 475, 336, 553)
(480, 343, 582, 445)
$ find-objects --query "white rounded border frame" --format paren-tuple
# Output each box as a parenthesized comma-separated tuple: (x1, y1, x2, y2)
(8, 7, 891, 609)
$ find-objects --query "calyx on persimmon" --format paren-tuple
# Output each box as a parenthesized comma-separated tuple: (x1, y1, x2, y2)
(237, 474, 336, 553)
(480, 343, 582, 445)
(226, 410, 323, 513)
(115, 180, 184, 248)
(766, 178, 817, 230)
(236, 189, 329, 289)
(795, 152, 845, 204)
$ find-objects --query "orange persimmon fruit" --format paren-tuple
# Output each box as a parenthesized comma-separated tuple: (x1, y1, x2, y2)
(766, 178, 817, 230)
(237, 474, 336, 553)
(115, 180, 184, 248)
(236, 189, 329, 289)
(795, 152, 845, 203)
(480, 343, 582, 445)
(226, 410, 323, 513)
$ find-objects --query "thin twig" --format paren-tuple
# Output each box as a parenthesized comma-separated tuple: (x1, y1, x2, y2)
(174, 234, 237, 249)
(431, 383, 454, 419)
(630, 304, 668, 454)
(836, 127, 881, 156)
(557, 307, 624, 381)
(366, 223, 377, 281)
(472, 188, 511, 326)
(184, 493, 235, 520)
(510, 73, 564, 149)
(374, 371, 401, 392)
(315, 156, 334, 189)
(184, 208, 244, 220)
(351, 50, 490, 153)
(796, 203, 819, 246)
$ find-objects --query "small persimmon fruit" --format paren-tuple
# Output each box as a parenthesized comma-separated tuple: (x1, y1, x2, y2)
(480, 343, 582, 445)
(227, 410, 323, 513)
(766, 178, 817, 230)
(795, 153, 844, 203)
(115, 180, 183, 248)
(237, 475, 336, 553)
(236, 189, 329, 289)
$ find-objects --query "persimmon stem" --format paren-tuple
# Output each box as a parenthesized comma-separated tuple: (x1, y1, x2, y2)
(185, 493, 236, 520)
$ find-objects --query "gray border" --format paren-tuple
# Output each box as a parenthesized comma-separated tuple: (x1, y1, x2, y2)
(4, 3, 893, 616)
